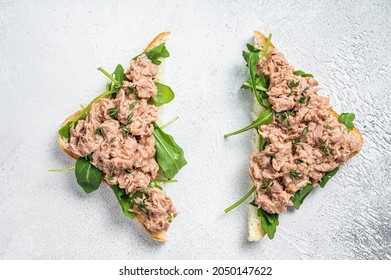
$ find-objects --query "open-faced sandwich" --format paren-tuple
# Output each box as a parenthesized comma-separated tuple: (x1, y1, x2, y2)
(224, 31, 363, 241)
(54, 32, 186, 242)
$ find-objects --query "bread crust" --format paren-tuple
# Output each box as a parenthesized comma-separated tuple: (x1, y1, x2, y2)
(247, 31, 363, 241)
(58, 32, 171, 242)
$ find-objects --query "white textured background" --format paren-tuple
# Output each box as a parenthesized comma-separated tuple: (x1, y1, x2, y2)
(0, 0, 390, 259)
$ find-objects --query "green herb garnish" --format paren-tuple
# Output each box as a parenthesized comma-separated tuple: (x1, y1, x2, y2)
(75, 157, 103, 193)
(318, 138, 333, 156)
(167, 213, 173, 223)
(126, 112, 133, 123)
(260, 180, 272, 190)
(148, 82, 175, 106)
(258, 208, 279, 239)
(275, 109, 294, 126)
(120, 125, 130, 138)
(95, 127, 104, 135)
(298, 96, 306, 104)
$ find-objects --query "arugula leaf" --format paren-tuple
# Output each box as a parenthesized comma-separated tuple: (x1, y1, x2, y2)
(289, 80, 300, 88)
(142, 43, 170, 65)
(153, 123, 187, 179)
(242, 44, 271, 108)
(148, 82, 175, 106)
(109, 64, 126, 93)
(75, 157, 103, 193)
(293, 70, 313, 77)
(289, 169, 301, 179)
(290, 184, 314, 210)
(257, 208, 279, 239)
(108, 108, 118, 117)
(112, 184, 136, 219)
(224, 107, 273, 137)
(112, 64, 126, 84)
(319, 167, 339, 188)
(58, 121, 72, 139)
(243, 45, 261, 92)
(259, 134, 266, 151)
(224, 186, 256, 213)
(338, 112, 355, 131)
(275, 109, 295, 126)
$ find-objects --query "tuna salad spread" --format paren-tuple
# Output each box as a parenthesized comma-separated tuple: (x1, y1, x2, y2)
(250, 49, 362, 214)
(224, 33, 362, 240)
(56, 37, 186, 239)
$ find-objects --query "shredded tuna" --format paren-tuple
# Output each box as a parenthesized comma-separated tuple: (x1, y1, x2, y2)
(250, 49, 362, 214)
(65, 54, 176, 232)
(124, 54, 158, 99)
(132, 188, 178, 232)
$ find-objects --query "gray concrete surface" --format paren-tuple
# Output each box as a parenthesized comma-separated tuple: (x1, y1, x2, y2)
(0, 0, 390, 259)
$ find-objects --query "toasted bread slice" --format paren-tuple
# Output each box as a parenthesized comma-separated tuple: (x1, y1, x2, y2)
(58, 32, 171, 242)
(247, 31, 363, 241)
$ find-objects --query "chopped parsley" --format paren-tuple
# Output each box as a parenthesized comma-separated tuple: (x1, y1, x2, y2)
(129, 100, 137, 109)
(289, 80, 300, 88)
(95, 127, 104, 135)
(108, 107, 118, 117)
(289, 169, 301, 179)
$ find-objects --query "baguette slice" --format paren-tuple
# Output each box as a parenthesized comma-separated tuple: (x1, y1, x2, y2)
(247, 31, 363, 241)
(58, 32, 171, 242)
